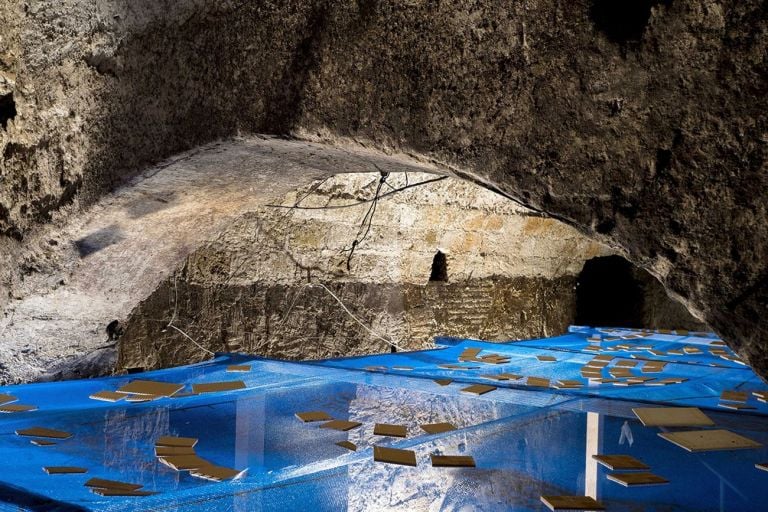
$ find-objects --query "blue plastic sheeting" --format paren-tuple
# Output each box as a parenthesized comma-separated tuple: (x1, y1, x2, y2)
(0, 327, 764, 511)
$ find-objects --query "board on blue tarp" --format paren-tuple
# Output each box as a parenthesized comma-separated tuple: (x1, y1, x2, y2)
(0, 326, 766, 511)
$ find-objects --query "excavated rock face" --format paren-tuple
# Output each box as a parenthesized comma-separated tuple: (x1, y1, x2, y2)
(1, 2, 766, 375)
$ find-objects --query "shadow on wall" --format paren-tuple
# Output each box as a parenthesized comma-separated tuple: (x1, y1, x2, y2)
(575, 255, 706, 330)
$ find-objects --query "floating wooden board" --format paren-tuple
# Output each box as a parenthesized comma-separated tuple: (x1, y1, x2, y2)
(421, 422, 457, 435)
(89, 391, 125, 402)
(295, 411, 332, 423)
(615, 360, 638, 368)
(155, 446, 197, 457)
(226, 365, 251, 373)
(320, 420, 362, 431)
(156, 436, 198, 448)
(158, 454, 210, 471)
(718, 403, 755, 411)
(44, 467, 87, 474)
(126, 395, 161, 403)
(90, 488, 157, 497)
(592, 454, 649, 471)
(0, 394, 18, 405)
(481, 374, 510, 381)
(683, 347, 702, 354)
(607, 472, 669, 487)
(85, 478, 143, 491)
(647, 377, 688, 386)
(433, 379, 453, 386)
(0, 404, 37, 413)
(116, 380, 183, 397)
(756, 462, 768, 472)
(540, 495, 605, 511)
(537, 355, 557, 362)
(527, 377, 550, 387)
(31, 440, 56, 446)
(720, 390, 748, 403)
(557, 380, 582, 387)
(16, 427, 72, 439)
(658, 429, 762, 452)
(190, 465, 245, 481)
(373, 446, 417, 467)
(498, 373, 522, 380)
(632, 407, 714, 427)
(592, 355, 614, 362)
(336, 441, 357, 451)
(192, 381, 246, 394)
(460, 384, 496, 395)
(431, 455, 476, 467)
(374, 423, 407, 437)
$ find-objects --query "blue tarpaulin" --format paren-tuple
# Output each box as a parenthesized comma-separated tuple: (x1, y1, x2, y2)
(0, 326, 766, 511)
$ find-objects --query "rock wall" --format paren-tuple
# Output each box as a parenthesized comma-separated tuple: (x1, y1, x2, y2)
(118, 174, 699, 371)
(2, 1, 766, 375)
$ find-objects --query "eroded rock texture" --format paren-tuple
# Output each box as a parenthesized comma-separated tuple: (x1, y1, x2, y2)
(1, 2, 766, 375)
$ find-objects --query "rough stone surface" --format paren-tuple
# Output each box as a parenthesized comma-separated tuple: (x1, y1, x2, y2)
(1, 1, 766, 376)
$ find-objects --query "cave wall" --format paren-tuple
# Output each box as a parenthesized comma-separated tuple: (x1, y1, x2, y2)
(1, 1, 766, 374)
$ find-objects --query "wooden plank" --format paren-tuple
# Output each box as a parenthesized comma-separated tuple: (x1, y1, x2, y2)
(191, 381, 246, 394)
(658, 429, 762, 452)
(90, 488, 157, 497)
(718, 403, 755, 411)
(189, 465, 246, 481)
(156, 436, 198, 448)
(31, 440, 56, 446)
(592, 454, 649, 471)
(116, 380, 184, 397)
(335, 441, 357, 451)
(433, 379, 453, 386)
(373, 423, 407, 437)
(0, 404, 37, 413)
(226, 365, 251, 373)
(84, 478, 143, 491)
(615, 360, 638, 368)
(526, 377, 550, 388)
(43, 467, 88, 474)
(720, 390, 748, 403)
(540, 495, 605, 511)
(295, 411, 332, 423)
(373, 446, 417, 467)
(632, 407, 714, 427)
(606, 472, 669, 487)
(155, 446, 196, 457)
(158, 454, 210, 471)
(537, 355, 557, 362)
(460, 384, 496, 395)
(420, 422, 457, 435)
(320, 419, 362, 431)
(16, 427, 72, 439)
(430, 455, 476, 467)
(0, 394, 18, 405)
(89, 391, 125, 402)
(756, 462, 768, 472)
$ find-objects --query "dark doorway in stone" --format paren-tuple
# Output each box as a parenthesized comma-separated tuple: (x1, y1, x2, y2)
(589, 0, 670, 45)
(429, 251, 448, 283)
(0, 92, 16, 129)
(576, 255, 644, 328)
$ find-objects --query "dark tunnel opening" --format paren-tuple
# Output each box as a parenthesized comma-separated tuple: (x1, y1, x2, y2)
(575, 255, 645, 328)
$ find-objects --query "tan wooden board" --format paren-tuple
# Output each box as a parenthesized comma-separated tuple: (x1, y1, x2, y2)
(125, 395, 162, 402)
(320, 419, 362, 431)
(336, 441, 357, 451)
(373, 446, 417, 467)
(158, 454, 211, 471)
(433, 379, 453, 386)
(459, 348, 482, 359)
(190, 465, 245, 481)
(0, 394, 18, 405)
(557, 380, 582, 387)
(540, 495, 605, 511)
(90, 488, 157, 497)
(718, 402, 755, 410)
(192, 381, 246, 394)
(421, 422, 457, 435)
(295, 411, 332, 423)
(592, 355, 614, 362)
(756, 462, 768, 472)
(85, 478, 143, 491)
(31, 440, 56, 446)
(460, 384, 496, 395)
(683, 346, 702, 354)
(16, 427, 72, 439)
(44, 466, 88, 474)
(439, 364, 476, 370)
(481, 374, 510, 381)
(374, 423, 407, 437)
(615, 360, 638, 368)
(606, 472, 669, 487)
(226, 365, 251, 373)
(156, 436, 198, 448)
(592, 454, 649, 471)
(498, 373, 523, 380)
(527, 377, 550, 387)
(632, 407, 714, 427)
(430, 455, 476, 467)
(586, 361, 609, 368)
(116, 380, 183, 397)
(155, 446, 196, 457)
(537, 355, 557, 362)
(720, 390, 748, 403)
(658, 429, 762, 452)
(89, 391, 125, 402)
(0, 404, 37, 413)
